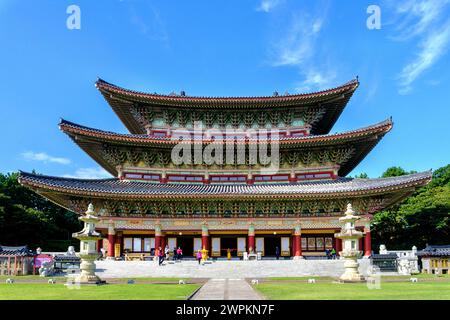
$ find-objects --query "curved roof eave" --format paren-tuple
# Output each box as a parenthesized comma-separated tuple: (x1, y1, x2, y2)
(18, 170, 432, 200)
(95, 78, 359, 106)
(59, 118, 393, 147)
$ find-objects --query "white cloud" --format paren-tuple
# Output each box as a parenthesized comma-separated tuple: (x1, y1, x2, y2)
(390, 0, 450, 93)
(129, 4, 169, 44)
(398, 21, 450, 93)
(393, 0, 450, 40)
(22, 151, 71, 165)
(267, 11, 336, 92)
(63, 167, 112, 179)
(257, 0, 282, 13)
(295, 69, 337, 93)
(270, 14, 323, 67)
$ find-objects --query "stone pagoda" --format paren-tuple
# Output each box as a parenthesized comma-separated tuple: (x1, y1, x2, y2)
(335, 203, 365, 282)
(72, 204, 104, 284)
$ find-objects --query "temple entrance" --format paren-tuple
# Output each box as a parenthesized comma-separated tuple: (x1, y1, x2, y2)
(176, 236, 194, 256)
(221, 237, 237, 257)
(264, 236, 281, 256)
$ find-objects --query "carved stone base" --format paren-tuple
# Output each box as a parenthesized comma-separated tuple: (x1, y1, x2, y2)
(339, 257, 365, 282)
(74, 274, 106, 285)
(337, 277, 366, 283)
(293, 256, 304, 260)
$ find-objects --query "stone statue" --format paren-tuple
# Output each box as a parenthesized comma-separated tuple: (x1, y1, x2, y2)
(379, 244, 388, 254)
(36, 247, 42, 255)
(39, 261, 54, 277)
(66, 246, 76, 256)
(398, 259, 411, 275)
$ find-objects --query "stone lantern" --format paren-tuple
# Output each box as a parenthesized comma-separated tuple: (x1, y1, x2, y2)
(335, 203, 365, 282)
(72, 203, 104, 284)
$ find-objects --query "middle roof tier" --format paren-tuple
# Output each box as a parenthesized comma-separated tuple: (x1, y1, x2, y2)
(60, 118, 392, 179)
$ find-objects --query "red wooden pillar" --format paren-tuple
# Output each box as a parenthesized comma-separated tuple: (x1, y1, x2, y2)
(155, 236, 161, 252)
(107, 224, 116, 259)
(294, 235, 302, 257)
(248, 224, 255, 253)
(201, 224, 209, 252)
(291, 235, 296, 256)
(359, 237, 363, 252)
(293, 225, 302, 258)
(364, 225, 372, 257)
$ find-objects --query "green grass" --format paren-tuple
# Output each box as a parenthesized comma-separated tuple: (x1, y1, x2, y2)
(0, 275, 193, 283)
(0, 275, 67, 281)
(265, 274, 450, 282)
(0, 283, 200, 300)
(266, 276, 335, 281)
(255, 281, 450, 300)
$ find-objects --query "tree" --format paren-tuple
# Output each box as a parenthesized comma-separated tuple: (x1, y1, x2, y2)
(381, 166, 416, 178)
(0, 172, 82, 250)
(372, 164, 450, 249)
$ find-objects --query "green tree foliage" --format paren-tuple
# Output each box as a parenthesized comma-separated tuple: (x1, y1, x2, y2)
(354, 173, 369, 179)
(372, 165, 450, 250)
(381, 166, 417, 178)
(0, 172, 81, 251)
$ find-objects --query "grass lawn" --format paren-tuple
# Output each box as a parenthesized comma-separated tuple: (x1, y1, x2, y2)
(265, 274, 450, 282)
(255, 280, 450, 300)
(0, 283, 200, 300)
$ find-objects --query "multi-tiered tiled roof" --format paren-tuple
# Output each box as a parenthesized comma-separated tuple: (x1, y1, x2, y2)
(19, 78, 431, 217)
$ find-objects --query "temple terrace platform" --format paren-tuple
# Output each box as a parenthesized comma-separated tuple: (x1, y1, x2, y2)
(94, 259, 372, 279)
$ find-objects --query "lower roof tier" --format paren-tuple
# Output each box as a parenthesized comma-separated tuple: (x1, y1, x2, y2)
(19, 171, 431, 216)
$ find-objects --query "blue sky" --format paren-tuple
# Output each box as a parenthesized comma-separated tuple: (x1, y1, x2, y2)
(0, 0, 449, 179)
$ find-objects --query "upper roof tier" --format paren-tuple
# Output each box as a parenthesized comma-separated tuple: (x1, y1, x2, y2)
(96, 78, 359, 135)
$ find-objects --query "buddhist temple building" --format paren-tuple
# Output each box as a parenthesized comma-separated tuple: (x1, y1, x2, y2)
(19, 78, 432, 259)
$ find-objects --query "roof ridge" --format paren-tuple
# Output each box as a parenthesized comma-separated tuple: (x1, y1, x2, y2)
(95, 78, 359, 100)
(18, 170, 116, 182)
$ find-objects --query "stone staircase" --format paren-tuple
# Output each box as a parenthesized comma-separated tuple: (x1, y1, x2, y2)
(96, 259, 372, 279)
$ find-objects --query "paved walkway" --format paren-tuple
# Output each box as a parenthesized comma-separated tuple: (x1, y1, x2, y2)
(190, 278, 263, 300)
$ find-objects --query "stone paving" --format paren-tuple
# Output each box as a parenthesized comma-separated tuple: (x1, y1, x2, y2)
(190, 278, 263, 300)
(95, 259, 371, 279)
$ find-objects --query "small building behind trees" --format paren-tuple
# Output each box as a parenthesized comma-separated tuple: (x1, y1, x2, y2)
(419, 245, 450, 274)
(0, 245, 35, 276)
